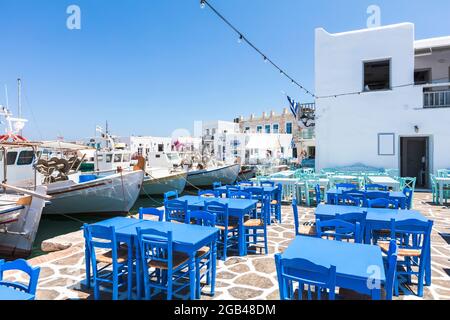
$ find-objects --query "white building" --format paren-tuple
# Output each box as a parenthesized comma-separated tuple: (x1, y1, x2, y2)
(198, 120, 293, 164)
(315, 23, 450, 188)
(117, 136, 172, 157)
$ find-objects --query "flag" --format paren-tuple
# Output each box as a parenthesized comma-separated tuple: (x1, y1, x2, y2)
(287, 96, 298, 119)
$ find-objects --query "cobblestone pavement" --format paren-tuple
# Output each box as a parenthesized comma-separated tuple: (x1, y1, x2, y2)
(5, 192, 450, 300)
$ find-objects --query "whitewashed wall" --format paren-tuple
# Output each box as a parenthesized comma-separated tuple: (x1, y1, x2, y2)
(315, 23, 450, 172)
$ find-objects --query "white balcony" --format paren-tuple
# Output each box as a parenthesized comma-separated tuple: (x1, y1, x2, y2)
(423, 83, 450, 108)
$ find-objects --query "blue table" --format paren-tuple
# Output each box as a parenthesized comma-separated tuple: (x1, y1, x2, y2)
(84, 217, 218, 300)
(177, 196, 258, 256)
(0, 285, 34, 300)
(325, 188, 407, 209)
(282, 236, 386, 299)
(315, 204, 431, 287)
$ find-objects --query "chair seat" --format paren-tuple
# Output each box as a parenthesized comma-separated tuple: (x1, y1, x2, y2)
(96, 246, 128, 264)
(378, 241, 422, 257)
(148, 252, 189, 270)
(216, 224, 238, 231)
(298, 225, 316, 236)
(244, 219, 264, 227)
(196, 246, 210, 257)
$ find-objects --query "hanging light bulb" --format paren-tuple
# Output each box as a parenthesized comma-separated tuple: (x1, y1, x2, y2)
(237, 34, 243, 44)
(200, 0, 206, 9)
(263, 56, 268, 63)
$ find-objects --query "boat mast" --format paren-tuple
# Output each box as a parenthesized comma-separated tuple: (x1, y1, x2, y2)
(17, 78, 22, 137)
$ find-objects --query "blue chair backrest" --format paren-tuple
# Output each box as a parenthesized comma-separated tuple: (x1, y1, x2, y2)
(389, 219, 433, 257)
(403, 187, 413, 209)
(164, 199, 189, 224)
(385, 240, 398, 300)
(275, 254, 336, 300)
(84, 224, 119, 274)
(138, 207, 164, 221)
(164, 190, 178, 201)
(245, 187, 264, 201)
(212, 182, 222, 189)
(292, 198, 300, 236)
(205, 201, 229, 229)
(137, 228, 173, 270)
(260, 180, 275, 187)
(189, 210, 216, 227)
(198, 190, 219, 198)
(365, 184, 388, 191)
(228, 191, 252, 199)
(336, 183, 358, 190)
(367, 198, 399, 209)
(316, 219, 361, 243)
(237, 181, 254, 187)
(0, 259, 40, 295)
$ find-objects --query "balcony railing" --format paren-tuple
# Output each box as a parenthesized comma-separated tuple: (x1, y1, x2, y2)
(424, 89, 450, 108)
(299, 130, 315, 140)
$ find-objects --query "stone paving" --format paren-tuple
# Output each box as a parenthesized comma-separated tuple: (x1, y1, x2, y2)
(5, 192, 450, 300)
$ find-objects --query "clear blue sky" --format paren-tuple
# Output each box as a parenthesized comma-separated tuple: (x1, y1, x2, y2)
(1, 0, 449, 140)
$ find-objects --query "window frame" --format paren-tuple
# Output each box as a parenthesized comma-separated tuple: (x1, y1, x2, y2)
(286, 122, 293, 134)
(256, 125, 263, 133)
(362, 58, 392, 92)
(16, 150, 35, 166)
(6, 152, 18, 166)
(106, 154, 113, 163)
(272, 123, 279, 134)
(264, 124, 271, 134)
(114, 153, 123, 163)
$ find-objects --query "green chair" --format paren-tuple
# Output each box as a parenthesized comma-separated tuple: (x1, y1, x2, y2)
(399, 177, 417, 205)
(429, 174, 438, 204)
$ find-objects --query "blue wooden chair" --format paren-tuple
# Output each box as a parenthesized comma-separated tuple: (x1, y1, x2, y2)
(225, 185, 240, 198)
(260, 180, 275, 187)
(292, 198, 316, 237)
(403, 187, 413, 209)
(384, 240, 398, 300)
(198, 190, 219, 198)
(0, 259, 40, 300)
(136, 228, 190, 300)
(212, 182, 222, 189)
(275, 254, 336, 300)
(269, 183, 282, 223)
(367, 198, 399, 209)
(365, 184, 388, 191)
(378, 219, 433, 297)
(339, 193, 362, 206)
(163, 190, 178, 202)
(164, 199, 189, 224)
(189, 210, 216, 298)
(84, 224, 132, 300)
(138, 207, 164, 221)
(228, 191, 252, 199)
(316, 219, 362, 243)
(205, 201, 237, 261)
(244, 195, 270, 255)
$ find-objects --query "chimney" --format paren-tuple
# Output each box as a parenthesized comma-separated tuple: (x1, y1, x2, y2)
(282, 108, 288, 115)
(250, 114, 255, 120)
(270, 110, 276, 118)
(262, 112, 267, 119)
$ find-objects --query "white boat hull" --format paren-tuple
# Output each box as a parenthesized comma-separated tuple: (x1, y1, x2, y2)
(43, 170, 144, 215)
(186, 164, 240, 188)
(0, 186, 48, 258)
(140, 172, 187, 196)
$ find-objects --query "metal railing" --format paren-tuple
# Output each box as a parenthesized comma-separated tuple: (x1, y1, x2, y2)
(299, 129, 315, 140)
(424, 90, 450, 108)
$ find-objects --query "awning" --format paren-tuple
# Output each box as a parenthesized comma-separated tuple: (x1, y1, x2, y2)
(245, 135, 282, 150)
(40, 141, 93, 151)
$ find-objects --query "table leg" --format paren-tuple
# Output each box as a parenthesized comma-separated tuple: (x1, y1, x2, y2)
(127, 238, 133, 300)
(84, 236, 91, 289)
(211, 241, 217, 296)
(426, 241, 432, 286)
(439, 182, 444, 205)
(371, 288, 381, 300)
(135, 238, 142, 300)
(238, 215, 245, 256)
(188, 253, 196, 300)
